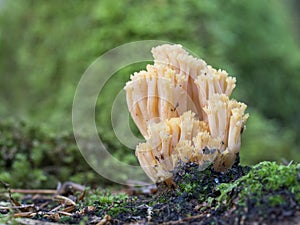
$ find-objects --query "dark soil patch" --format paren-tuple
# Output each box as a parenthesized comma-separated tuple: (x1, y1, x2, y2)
(1, 160, 299, 225)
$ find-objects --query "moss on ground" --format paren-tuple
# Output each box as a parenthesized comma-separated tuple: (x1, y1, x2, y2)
(77, 160, 299, 224)
(216, 161, 300, 207)
(84, 189, 130, 217)
(0, 120, 137, 189)
(1, 161, 299, 224)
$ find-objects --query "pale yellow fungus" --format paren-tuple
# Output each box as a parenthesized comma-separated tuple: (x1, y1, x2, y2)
(124, 44, 249, 183)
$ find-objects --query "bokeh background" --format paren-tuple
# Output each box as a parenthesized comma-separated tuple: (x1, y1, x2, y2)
(0, 0, 299, 188)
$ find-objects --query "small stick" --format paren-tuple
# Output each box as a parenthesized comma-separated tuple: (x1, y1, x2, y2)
(0, 204, 35, 211)
(63, 205, 76, 213)
(0, 180, 21, 207)
(10, 189, 57, 195)
(15, 218, 65, 225)
(50, 205, 62, 212)
(97, 215, 111, 225)
(57, 211, 73, 216)
(14, 211, 36, 218)
(53, 195, 76, 206)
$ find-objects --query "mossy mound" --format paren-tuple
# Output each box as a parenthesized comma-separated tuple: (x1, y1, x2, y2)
(1, 161, 299, 224)
(74, 161, 300, 224)
(108, 160, 299, 224)
(106, 161, 299, 224)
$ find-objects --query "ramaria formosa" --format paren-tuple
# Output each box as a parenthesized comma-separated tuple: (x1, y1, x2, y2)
(124, 44, 249, 183)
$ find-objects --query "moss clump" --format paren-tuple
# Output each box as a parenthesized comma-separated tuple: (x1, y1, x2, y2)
(143, 161, 299, 224)
(121, 160, 299, 224)
(83, 189, 130, 218)
(215, 161, 300, 223)
(217, 161, 300, 206)
(171, 160, 250, 203)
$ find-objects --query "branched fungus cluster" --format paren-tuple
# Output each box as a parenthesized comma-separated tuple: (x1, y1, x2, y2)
(124, 44, 249, 183)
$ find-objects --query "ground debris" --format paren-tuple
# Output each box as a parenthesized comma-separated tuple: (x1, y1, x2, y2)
(0, 181, 88, 224)
(1, 162, 299, 225)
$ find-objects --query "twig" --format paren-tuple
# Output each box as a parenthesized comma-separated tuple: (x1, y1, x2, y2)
(0, 204, 35, 211)
(96, 215, 111, 225)
(50, 204, 62, 212)
(0, 180, 21, 207)
(15, 218, 66, 225)
(14, 211, 36, 218)
(53, 195, 76, 206)
(63, 205, 76, 213)
(56, 211, 73, 216)
(158, 213, 206, 225)
(0, 180, 10, 189)
(10, 189, 57, 195)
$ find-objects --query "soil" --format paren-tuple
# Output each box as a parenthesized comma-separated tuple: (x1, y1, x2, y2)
(1, 159, 299, 225)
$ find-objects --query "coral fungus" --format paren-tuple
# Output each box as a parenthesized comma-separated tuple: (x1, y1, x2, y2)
(124, 44, 249, 183)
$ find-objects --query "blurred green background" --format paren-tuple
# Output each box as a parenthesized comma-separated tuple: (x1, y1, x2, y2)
(0, 0, 299, 188)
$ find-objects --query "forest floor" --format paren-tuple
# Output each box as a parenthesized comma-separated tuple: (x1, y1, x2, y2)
(1, 160, 299, 225)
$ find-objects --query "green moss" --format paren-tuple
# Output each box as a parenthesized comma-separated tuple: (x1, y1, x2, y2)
(171, 160, 251, 204)
(268, 194, 285, 206)
(0, 211, 19, 225)
(0, 120, 136, 189)
(151, 161, 299, 221)
(85, 189, 130, 217)
(2, 161, 298, 224)
(216, 161, 300, 207)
